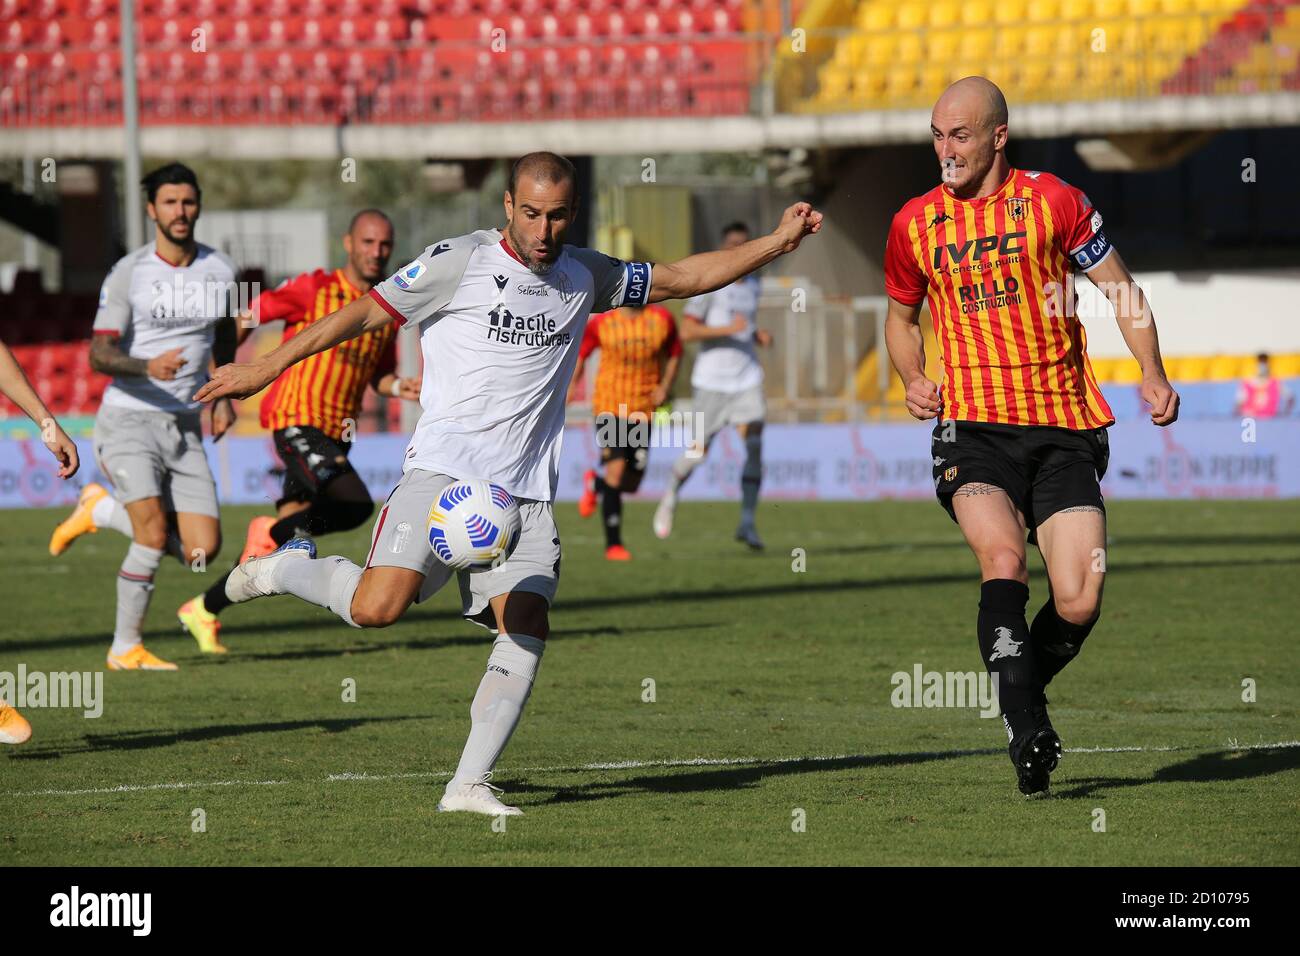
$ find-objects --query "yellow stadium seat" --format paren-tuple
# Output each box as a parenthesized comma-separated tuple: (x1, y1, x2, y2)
(982, 60, 1018, 91)
(994, 0, 1028, 24)
(1109, 360, 1143, 385)
(1048, 57, 1081, 94)
(1025, 26, 1058, 57)
(852, 69, 889, 99)
(864, 34, 898, 66)
(858, 4, 896, 31)
(1027, 0, 1060, 22)
(962, 0, 994, 26)
(919, 63, 949, 97)
(897, 3, 927, 30)
(1269, 354, 1300, 377)
(818, 65, 852, 101)
(926, 29, 961, 61)
(1095, 0, 1125, 16)
(1127, 0, 1159, 13)
(896, 32, 924, 63)
(929, 1, 960, 28)
(1061, 0, 1093, 19)
(959, 28, 996, 61)
(1019, 58, 1052, 93)
(1160, 0, 1192, 13)
(1172, 356, 1212, 381)
(1089, 358, 1116, 383)
(1207, 355, 1248, 381)
(1094, 19, 1139, 53)
(995, 25, 1028, 59)
(886, 69, 918, 99)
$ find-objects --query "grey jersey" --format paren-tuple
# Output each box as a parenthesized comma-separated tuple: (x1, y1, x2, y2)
(92, 242, 238, 413)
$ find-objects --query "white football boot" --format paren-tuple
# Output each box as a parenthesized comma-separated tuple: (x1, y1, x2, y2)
(224, 537, 317, 604)
(652, 490, 677, 539)
(437, 772, 523, 816)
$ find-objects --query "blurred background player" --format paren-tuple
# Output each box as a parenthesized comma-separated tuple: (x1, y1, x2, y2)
(175, 209, 420, 653)
(49, 162, 238, 672)
(0, 336, 80, 744)
(884, 77, 1179, 796)
(1234, 353, 1295, 419)
(569, 302, 681, 560)
(653, 222, 773, 550)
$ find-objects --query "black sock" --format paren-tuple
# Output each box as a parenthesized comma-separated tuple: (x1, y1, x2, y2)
(601, 485, 622, 547)
(270, 498, 373, 543)
(592, 474, 608, 495)
(1030, 599, 1098, 687)
(977, 579, 1041, 740)
(202, 570, 234, 616)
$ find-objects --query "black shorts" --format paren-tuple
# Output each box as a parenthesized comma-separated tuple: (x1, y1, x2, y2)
(932, 420, 1109, 540)
(594, 412, 650, 477)
(273, 425, 356, 507)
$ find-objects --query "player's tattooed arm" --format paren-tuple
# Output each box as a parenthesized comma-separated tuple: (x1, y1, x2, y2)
(89, 333, 148, 378)
(91, 334, 186, 380)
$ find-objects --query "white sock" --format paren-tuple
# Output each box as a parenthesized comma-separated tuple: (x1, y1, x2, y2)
(270, 554, 364, 628)
(448, 633, 545, 789)
(92, 494, 134, 536)
(111, 542, 163, 656)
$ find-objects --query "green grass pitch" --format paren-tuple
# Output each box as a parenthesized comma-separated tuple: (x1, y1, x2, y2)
(2, 499, 1297, 865)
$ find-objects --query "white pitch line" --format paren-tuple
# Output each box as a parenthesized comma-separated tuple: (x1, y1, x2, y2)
(12, 778, 289, 798)
(12, 740, 1299, 798)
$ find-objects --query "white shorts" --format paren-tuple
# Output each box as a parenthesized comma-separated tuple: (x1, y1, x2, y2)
(363, 468, 560, 616)
(92, 405, 219, 517)
(695, 385, 766, 445)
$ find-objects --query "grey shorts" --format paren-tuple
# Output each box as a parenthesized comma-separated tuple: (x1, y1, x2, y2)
(695, 385, 766, 445)
(363, 468, 560, 617)
(93, 405, 219, 517)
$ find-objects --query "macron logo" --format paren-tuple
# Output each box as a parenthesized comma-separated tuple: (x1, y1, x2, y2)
(50, 886, 151, 936)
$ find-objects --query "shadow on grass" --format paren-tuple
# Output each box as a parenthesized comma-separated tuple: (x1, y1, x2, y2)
(1052, 745, 1300, 800)
(7, 715, 424, 760)
(511, 747, 1000, 804)
(11, 552, 1299, 654)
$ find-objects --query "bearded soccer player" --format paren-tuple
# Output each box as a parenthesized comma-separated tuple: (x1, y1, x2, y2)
(884, 78, 1179, 796)
(49, 162, 238, 672)
(173, 209, 421, 653)
(195, 152, 822, 816)
(568, 302, 681, 560)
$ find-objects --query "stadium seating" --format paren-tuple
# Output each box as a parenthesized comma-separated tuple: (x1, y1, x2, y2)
(0, 0, 759, 125)
(798, 0, 1297, 110)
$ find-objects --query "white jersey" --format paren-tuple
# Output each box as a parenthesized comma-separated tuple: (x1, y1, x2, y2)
(371, 229, 652, 501)
(92, 242, 238, 414)
(684, 274, 763, 393)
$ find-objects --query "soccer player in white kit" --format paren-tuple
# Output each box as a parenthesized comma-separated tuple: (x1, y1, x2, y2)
(653, 222, 774, 550)
(196, 153, 823, 816)
(51, 163, 238, 670)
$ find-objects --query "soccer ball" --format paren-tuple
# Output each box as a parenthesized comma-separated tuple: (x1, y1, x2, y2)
(426, 479, 522, 572)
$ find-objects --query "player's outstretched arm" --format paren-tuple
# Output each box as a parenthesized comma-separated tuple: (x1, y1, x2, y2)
(884, 296, 941, 420)
(1083, 249, 1179, 426)
(647, 202, 822, 304)
(195, 295, 391, 403)
(0, 339, 79, 477)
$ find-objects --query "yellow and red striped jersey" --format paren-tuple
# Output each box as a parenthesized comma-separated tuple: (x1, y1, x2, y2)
(256, 269, 397, 440)
(885, 168, 1115, 429)
(580, 304, 682, 417)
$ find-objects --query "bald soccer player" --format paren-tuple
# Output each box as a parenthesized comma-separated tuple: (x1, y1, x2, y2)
(884, 78, 1178, 796)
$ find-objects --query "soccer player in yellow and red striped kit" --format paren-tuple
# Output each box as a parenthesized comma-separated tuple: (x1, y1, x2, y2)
(569, 302, 682, 560)
(175, 209, 419, 650)
(884, 77, 1180, 796)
